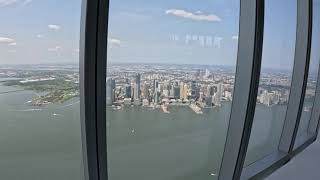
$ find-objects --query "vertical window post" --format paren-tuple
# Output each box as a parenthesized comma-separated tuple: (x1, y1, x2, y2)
(278, 0, 313, 154)
(308, 62, 320, 135)
(80, 0, 109, 179)
(218, 0, 264, 179)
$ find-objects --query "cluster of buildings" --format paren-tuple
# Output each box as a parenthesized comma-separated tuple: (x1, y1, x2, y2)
(0, 63, 294, 110)
(106, 63, 293, 110)
(256, 73, 291, 106)
(258, 90, 285, 106)
(257, 89, 289, 106)
(106, 69, 233, 109)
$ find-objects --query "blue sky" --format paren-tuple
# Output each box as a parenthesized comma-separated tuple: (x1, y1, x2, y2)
(0, 0, 318, 72)
(107, 0, 240, 66)
(0, 0, 81, 64)
(107, 0, 298, 69)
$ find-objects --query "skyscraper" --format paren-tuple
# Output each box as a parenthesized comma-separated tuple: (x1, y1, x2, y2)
(206, 85, 215, 97)
(124, 85, 131, 98)
(153, 80, 159, 94)
(106, 78, 116, 106)
(152, 80, 160, 105)
(204, 69, 211, 78)
(190, 81, 197, 99)
(131, 86, 135, 99)
(183, 84, 189, 100)
(174, 86, 180, 99)
(142, 83, 150, 98)
(214, 83, 223, 106)
(154, 91, 159, 105)
(169, 85, 175, 97)
(134, 73, 141, 99)
(180, 82, 184, 100)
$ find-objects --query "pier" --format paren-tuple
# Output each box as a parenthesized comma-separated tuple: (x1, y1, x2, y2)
(189, 104, 203, 114)
(161, 104, 170, 113)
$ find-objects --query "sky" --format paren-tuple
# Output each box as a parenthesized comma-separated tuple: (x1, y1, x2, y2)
(0, 0, 81, 64)
(107, 0, 240, 66)
(0, 0, 318, 71)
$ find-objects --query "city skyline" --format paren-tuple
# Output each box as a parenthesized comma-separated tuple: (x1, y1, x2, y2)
(105, 63, 295, 114)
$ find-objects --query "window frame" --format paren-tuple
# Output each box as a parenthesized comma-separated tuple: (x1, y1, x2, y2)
(78, 0, 320, 179)
(293, 0, 320, 154)
(221, 0, 315, 179)
(308, 62, 320, 135)
(218, 0, 265, 179)
(278, 0, 313, 154)
(80, 0, 109, 179)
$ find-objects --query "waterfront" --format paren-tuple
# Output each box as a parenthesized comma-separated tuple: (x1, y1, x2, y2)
(0, 84, 313, 180)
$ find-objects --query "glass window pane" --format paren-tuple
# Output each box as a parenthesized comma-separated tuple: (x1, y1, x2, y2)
(244, 0, 297, 166)
(296, 0, 320, 139)
(106, 0, 239, 179)
(0, 1, 84, 179)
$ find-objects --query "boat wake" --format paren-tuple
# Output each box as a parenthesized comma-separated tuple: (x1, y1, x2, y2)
(24, 100, 32, 104)
(52, 113, 64, 117)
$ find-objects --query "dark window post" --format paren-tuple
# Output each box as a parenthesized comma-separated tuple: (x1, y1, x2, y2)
(80, 0, 109, 179)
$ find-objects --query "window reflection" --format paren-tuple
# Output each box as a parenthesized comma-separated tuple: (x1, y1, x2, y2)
(244, 0, 296, 166)
(296, 0, 320, 139)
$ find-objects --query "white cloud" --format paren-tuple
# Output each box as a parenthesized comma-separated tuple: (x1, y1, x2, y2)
(0, 0, 18, 7)
(232, 35, 239, 40)
(108, 38, 121, 47)
(8, 42, 17, 46)
(166, 9, 221, 22)
(22, 0, 31, 5)
(0, 0, 32, 7)
(48, 46, 61, 52)
(48, 24, 61, 31)
(36, 34, 45, 38)
(0, 37, 15, 43)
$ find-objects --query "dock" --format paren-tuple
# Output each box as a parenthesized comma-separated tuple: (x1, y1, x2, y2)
(161, 104, 170, 113)
(189, 104, 203, 114)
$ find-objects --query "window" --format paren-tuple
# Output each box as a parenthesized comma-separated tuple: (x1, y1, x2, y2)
(106, 0, 239, 179)
(0, 1, 84, 179)
(1, 0, 319, 179)
(244, 0, 297, 166)
(295, 0, 320, 141)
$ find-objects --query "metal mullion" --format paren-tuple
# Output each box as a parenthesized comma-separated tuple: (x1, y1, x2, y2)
(80, 0, 108, 179)
(218, 0, 264, 179)
(278, 0, 313, 154)
(308, 64, 320, 135)
(96, 0, 109, 179)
